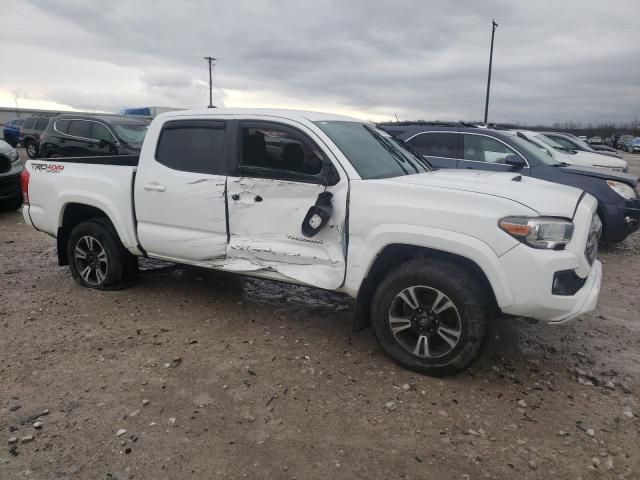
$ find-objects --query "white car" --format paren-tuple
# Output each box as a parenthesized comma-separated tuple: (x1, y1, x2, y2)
(20, 109, 602, 376)
(517, 130, 628, 172)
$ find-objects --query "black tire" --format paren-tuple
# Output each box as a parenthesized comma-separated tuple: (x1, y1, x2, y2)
(0, 194, 23, 212)
(67, 218, 138, 290)
(25, 140, 38, 159)
(371, 258, 489, 376)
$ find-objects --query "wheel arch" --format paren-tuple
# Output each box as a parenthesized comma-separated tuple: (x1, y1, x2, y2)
(351, 243, 504, 332)
(56, 203, 121, 266)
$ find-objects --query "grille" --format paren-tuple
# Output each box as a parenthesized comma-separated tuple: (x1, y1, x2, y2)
(585, 213, 601, 265)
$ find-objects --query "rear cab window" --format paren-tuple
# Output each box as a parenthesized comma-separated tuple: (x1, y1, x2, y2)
(155, 120, 226, 175)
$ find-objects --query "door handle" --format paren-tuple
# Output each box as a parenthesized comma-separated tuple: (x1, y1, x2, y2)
(144, 183, 166, 192)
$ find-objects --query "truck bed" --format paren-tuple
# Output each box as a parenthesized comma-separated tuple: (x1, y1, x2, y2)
(24, 156, 141, 255)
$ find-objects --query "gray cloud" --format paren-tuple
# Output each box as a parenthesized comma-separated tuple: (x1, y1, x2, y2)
(0, 0, 638, 123)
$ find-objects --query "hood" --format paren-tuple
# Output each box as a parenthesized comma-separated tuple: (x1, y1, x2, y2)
(0, 139, 13, 154)
(555, 149, 628, 169)
(560, 165, 638, 187)
(388, 170, 584, 218)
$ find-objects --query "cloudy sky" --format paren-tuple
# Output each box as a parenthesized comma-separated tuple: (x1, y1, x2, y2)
(1, 0, 638, 124)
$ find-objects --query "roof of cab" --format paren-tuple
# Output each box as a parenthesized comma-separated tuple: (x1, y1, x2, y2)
(157, 108, 361, 123)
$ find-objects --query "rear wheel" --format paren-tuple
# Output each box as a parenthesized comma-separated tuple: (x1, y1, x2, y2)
(25, 140, 38, 159)
(67, 219, 137, 290)
(371, 258, 489, 376)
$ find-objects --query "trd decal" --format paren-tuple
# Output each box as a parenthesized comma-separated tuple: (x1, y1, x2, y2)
(32, 163, 65, 173)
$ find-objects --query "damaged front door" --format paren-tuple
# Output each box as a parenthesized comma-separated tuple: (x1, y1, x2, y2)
(135, 120, 228, 263)
(226, 121, 347, 290)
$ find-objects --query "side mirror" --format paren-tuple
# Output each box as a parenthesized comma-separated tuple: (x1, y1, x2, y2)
(505, 154, 526, 170)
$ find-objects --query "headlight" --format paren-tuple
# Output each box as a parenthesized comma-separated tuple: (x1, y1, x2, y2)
(499, 216, 574, 249)
(606, 180, 636, 200)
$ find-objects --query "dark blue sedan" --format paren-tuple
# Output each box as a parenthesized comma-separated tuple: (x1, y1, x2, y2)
(381, 123, 640, 243)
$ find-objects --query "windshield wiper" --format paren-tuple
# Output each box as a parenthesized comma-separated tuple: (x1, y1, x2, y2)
(363, 125, 411, 175)
(390, 136, 433, 170)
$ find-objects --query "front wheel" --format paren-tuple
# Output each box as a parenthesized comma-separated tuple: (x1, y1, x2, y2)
(371, 258, 489, 376)
(67, 219, 138, 290)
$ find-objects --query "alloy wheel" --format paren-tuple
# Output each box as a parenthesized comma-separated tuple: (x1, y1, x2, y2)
(74, 236, 109, 286)
(388, 285, 462, 358)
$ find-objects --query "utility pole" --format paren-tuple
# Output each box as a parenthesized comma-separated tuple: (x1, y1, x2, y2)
(483, 20, 498, 124)
(203, 56, 217, 108)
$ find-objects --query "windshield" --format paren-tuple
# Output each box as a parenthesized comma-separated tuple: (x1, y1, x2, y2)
(509, 135, 562, 166)
(111, 119, 150, 145)
(534, 133, 574, 151)
(315, 121, 430, 179)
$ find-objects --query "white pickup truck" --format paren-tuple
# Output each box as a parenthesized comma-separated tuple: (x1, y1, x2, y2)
(21, 108, 603, 376)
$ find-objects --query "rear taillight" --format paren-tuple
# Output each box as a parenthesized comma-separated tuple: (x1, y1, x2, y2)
(21, 169, 30, 205)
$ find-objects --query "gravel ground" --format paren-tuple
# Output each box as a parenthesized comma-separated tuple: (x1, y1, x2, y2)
(1, 151, 639, 479)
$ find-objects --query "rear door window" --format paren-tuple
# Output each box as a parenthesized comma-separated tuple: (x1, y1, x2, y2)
(156, 120, 226, 175)
(23, 117, 36, 129)
(67, 120, 93, 139)
(407, 132, 459, 158)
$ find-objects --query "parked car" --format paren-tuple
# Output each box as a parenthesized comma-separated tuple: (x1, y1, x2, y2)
(617, 135, 633, 150)
(590, 144, 619, 154)
(2, 118, 24, 147)
(629, 137, 640, 154)
(610, 133, 622, 148)
(515, 131, 628, 172)
(22, 108, 603, 376)
(380, 122, 639, 243)
(19, 115, 52, 159)
(542, 132, 624, 160)
(39, 114, 151, 158)
(589, 136, 602, 145)
(578, 135, 588, 141)
(0, 139, 23, 211)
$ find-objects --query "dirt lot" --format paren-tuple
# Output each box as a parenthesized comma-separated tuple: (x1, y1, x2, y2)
(1, 151, 639, 479)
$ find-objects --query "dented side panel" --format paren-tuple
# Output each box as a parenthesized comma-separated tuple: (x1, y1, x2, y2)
(226, 176, 348, 290)
(134, 167, 228, 262)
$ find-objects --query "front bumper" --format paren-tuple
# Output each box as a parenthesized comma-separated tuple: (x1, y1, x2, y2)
(498, 193, 601, 323)
(601, 197, 640, 242)
(0, 172, 21, 200)
(499, 245, 602, 324)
